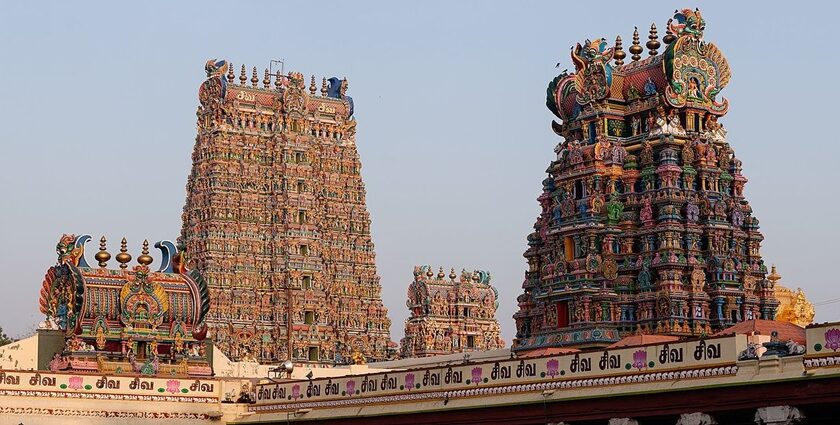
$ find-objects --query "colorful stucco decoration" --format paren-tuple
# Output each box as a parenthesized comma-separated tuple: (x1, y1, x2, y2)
(182, 60, 390, 364)
(39, 235, 212, 376)
(663, 9, 731, 114)
(517, 8, 779, 351)
(401, 266, 505, 357)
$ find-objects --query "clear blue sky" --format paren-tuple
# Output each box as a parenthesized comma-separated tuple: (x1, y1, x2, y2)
(1, 1, 838, 341)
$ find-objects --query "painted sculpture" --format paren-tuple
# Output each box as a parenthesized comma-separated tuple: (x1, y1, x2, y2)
(39, 235, 211, 376)
(514, 9, 779, 351)
(182, 62, 390, 364)
(401, 266, 504, 357)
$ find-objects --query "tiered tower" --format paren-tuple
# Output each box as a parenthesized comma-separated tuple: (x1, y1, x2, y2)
(401, 266, 504, 357)
(514, 9, 778, 351)
(180, 60, 391, 364)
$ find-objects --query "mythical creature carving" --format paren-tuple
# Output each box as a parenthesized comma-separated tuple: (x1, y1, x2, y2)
(664, 9, 730, 114)
(571, 38, 614, 105)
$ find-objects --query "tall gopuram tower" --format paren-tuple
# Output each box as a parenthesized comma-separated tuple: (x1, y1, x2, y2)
(513, 9, 778, 351)
(180, 60, 391, 364)
(401, 266, 505, 358)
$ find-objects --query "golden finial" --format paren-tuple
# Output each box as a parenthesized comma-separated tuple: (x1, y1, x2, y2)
(321, 77, 328, 96)
(227, 62, 235, 83)
(646, 23, 660, 56)
(613, 35, 626, 66)
(116, 237, 131, 269)
(437, 267, 445, 279)
(275, 71, 283, 89)
(95, 236, 111, 268)
(630, 27, 643, 61)
(663, 19, 676, 44)
(767, 264, 781, 285)
(449, 268, 457, 281)
(309, 75, 317, 95)
(137, 239, 153, 266)
(263, 68, 270, 89)
(239, 64, 247, 85)
(251, 67, 259, 87)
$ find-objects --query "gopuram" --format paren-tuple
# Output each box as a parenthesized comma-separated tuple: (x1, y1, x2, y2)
(514, 8, 779, 351)
(180, 61, 391, 364)
(38, 234, 212, 376)
(400, 266, 505, 357)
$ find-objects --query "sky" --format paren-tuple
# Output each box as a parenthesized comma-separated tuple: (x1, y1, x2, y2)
(0, 1, 838, 342)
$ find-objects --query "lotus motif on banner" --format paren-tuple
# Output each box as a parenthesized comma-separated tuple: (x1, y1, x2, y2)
(632, 350, 647, 370)
(825, 328, 840, 351)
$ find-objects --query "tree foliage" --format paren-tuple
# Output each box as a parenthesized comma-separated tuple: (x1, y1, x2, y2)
(0, 326, 13, 346)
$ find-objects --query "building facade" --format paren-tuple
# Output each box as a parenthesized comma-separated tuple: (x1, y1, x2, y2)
(401, 266, 504, 357)
(180, 61, 390, 364)
(514, 9, 778, 351)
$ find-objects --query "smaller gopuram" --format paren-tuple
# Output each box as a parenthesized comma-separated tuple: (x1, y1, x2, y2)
(38, 234, 212, 376)
(400, 266, 505, 357)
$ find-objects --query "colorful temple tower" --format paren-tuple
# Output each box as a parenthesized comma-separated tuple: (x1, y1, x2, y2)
(513, 9, 778, 351)
(38, 235, 212, 376)
(180, 61, 391, 364)
(401, 266, 504, 357)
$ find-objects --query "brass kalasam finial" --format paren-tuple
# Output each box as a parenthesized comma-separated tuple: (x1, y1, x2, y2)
(663, 18, 676, 44)
(309, 75, 317, 95)
(768, 264, 781, 285)
(647, 23, 660, 56)
(263, 68, 271, 89)
(437, 267, 445, 279)
(137, 239, 153, 266)
(613, 35, 626, 66)
(251, 67, 259, 87)
(321, 77, 328, 96)
(449, 268, 457, 281)
(116, 237, 131, 269)
(275, 71, 283, 89)
(95, 236, 111, 268)
(227, 62, 235, 83)
(239, 64, 247, 85)
(630, 27, 643, 61)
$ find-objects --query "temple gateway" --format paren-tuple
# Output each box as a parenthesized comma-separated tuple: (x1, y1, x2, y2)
(514, 8, 780, 351)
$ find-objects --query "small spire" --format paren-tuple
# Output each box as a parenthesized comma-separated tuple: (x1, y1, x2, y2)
(613, 35, 626, 66)
(227, 62, 235, 83)
(137, 239, 153, 266)
(251, 67, 259, 87)
(630, 27, 643, 61)
(309, 75, 317, 95)
(437, 267, 445, 279)
(274, 71, 283, 89)
(239, 64, 247, 85)
(768, 264, 781, 284)
(449, 268, 457, 281)
(116, 237, 132, 269)
(646, 23, 660, 56)
(95, 236, 111, 268)
(263, 68, 270, 89)
(321, 77, 328, 96)
(663, 19, 676, 44)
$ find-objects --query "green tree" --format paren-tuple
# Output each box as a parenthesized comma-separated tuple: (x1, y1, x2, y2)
(0, 326, 13, 346)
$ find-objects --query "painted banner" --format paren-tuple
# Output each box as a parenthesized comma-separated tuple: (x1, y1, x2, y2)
(0, 370, 219, 402)
(805, 323, 840, 357)
(254, 336, 738, 405)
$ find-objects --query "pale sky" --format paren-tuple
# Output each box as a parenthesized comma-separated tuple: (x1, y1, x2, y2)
(1, 1, 838, 341)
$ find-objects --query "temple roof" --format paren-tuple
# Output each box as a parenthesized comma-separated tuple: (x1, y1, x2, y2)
(714, 319, 805, 344)
(607, 334, 681, 349)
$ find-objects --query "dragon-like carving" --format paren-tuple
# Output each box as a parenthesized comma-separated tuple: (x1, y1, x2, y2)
(199, 59, 228, 106)
(571, 38, 614, 105)
(664, 9, 730, 114)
